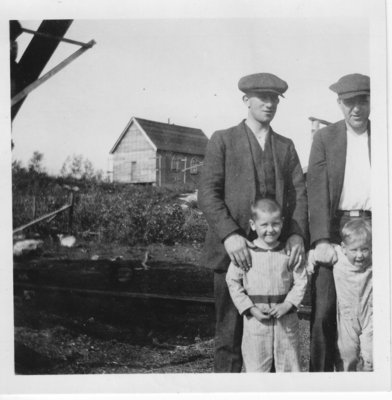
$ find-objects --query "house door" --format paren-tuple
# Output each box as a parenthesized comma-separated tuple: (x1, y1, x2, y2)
(130, 161, 136, 182)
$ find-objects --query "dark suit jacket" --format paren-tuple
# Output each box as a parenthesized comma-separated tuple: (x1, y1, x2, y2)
(307, 119, 371, 246)
(198, 120, 308, 272)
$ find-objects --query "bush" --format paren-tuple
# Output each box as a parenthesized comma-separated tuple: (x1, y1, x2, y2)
(12, 167, 207, 245)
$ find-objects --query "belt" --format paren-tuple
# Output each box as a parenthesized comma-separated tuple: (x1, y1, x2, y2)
(336, 210, 372, 218)
(249, 294, 287, 304)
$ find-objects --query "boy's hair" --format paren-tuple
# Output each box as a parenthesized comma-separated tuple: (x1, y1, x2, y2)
(341, 218, 372, 245)
(250, 197, 282, 219)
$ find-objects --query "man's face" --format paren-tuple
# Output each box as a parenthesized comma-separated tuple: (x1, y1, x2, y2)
(250, 210, 283, 246)
(342, 236, 372, 269)
(244, 92, 279, 124)
(338, 95, 370, 132)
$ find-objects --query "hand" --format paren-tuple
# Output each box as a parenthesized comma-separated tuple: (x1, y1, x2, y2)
(250, 305, 271, 321)
(224, 233, 256, 271)
(306, 249, 317, 275)
(285, 234, 305, 269)
(314, 240, 338, 265)
(269, 302, 293, 319)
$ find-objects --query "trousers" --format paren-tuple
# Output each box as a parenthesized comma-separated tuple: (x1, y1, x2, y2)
(214, 271, 243, 372)
(242, 311, 301, 372)
(309, 264, 337, 372)
(336, 310, 373, 371)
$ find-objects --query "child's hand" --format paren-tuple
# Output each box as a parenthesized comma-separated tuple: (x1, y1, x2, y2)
(250, 305, 271, 321)
(268, 302, 293, 319)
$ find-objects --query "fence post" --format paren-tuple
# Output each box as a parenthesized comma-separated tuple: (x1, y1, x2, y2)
(68, 192, 74, 231)
(32, 195, 36, 219)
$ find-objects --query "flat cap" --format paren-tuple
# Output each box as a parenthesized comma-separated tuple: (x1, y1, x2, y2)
(329, 73, 370, 99)
(238, 73, 288, 97)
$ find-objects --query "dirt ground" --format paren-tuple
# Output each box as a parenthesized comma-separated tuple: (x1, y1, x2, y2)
(14, 241, 311, 374)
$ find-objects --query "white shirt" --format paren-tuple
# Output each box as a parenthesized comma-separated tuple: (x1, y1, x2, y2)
(338, 126, 371, 210)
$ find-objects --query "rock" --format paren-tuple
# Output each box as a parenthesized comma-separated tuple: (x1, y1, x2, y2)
(13, 239, 44, 257)
(57, 234, 76, 247)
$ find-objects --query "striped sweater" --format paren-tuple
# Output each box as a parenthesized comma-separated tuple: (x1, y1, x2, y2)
(226, 243, 308, 315)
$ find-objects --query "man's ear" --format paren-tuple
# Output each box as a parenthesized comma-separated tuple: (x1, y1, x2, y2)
(243, 94, 249, 107)
(249, 219, 256, 231)
(341, 242, 346, 254)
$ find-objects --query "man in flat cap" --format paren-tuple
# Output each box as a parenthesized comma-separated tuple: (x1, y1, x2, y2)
(199, 73, 308, 372)
(307, 73, 371, 371)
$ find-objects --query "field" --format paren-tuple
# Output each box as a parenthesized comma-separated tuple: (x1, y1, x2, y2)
(13, 171, 311, 374)
(14, 242, 311, 374)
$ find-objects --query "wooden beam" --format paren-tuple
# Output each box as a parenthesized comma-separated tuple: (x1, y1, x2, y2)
(14, 283, 215, 304)
(14, 282, 312, 316)
(21, 28, 93, 48)
(12, 20, 73, 120)
(11, 40, 96, 106)
(13, 203, 72, 234)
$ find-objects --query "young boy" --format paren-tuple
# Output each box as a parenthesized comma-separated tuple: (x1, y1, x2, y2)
(333, 219, 373, 371)
(226, 198, 307, 372)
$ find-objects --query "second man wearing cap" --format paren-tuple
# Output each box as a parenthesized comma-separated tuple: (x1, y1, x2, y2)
(199, 73, 308, 372)
(307, 73, 371, 372)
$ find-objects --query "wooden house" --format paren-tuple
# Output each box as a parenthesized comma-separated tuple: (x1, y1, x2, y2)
(109, 117, 208, 188)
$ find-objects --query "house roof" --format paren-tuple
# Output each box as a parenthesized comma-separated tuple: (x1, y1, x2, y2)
(110, 117, 208, 156)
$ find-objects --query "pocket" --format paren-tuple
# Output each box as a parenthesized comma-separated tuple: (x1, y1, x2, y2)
(244, 315, 268, 336)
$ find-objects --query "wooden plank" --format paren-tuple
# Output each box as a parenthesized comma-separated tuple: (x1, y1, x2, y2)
(14, 282, 312, 316)
(13, 203, 71, 234)
(14, 282, 215, 304)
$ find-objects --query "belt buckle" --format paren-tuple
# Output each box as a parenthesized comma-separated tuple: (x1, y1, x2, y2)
(350, 210, 360, 217)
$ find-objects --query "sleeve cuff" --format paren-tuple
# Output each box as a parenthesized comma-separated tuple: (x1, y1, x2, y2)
(237, 298, 255, 316)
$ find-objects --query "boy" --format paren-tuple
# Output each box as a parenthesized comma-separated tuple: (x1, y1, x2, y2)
(333, 219, 373, 371)
(226, 198, 307, 372)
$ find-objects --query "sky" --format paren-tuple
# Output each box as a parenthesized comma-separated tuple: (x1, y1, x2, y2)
(10, 5, 370, 176)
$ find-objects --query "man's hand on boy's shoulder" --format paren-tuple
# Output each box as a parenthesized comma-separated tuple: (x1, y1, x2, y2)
(224, 233, 256, 271)
(285, 234, 305, 269)
(268, 302, 293, 319)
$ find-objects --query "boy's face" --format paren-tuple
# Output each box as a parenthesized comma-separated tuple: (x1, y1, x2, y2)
(250, 210, 283, 245)
(342, 236, 372, 268)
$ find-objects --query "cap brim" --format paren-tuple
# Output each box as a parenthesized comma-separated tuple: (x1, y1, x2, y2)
(338, 90, 370, 100)
(243, 89, 285, 98)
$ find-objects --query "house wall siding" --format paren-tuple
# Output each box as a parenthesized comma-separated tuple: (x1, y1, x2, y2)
(112, 123, 156, 183)
(157, 150, 203, 188)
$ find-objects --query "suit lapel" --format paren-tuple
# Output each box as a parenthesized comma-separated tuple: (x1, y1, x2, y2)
(331, 121, 347, 208)
(270, 129, 284, 207)
(236, 121, 256, 206)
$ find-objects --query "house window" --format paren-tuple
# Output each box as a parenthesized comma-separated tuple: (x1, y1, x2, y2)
(171, 155, 180, 172)
(190, 157, 199, 174)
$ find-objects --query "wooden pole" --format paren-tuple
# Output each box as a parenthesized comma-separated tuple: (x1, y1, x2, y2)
(159, 155, 162, 187)
(11, 40, 96, 106)
(68, 192, 74, 232)
(21, 28, 93, 48)
(32, 195, 36, 220)
(13, 203, 72, 234)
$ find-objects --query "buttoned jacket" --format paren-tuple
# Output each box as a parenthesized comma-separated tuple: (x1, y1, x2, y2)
(199, 120, 308, 271)
(307, 119, 371, 245)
